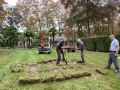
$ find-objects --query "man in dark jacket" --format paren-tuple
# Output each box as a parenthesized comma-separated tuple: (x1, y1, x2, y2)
(56, 40, 67, 65)
(77, 39, 85, 64)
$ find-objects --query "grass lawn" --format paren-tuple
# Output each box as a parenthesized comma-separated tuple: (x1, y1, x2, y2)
(0, 48, 120, 90)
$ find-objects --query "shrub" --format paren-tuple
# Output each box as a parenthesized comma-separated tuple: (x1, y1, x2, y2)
(1, 26, 18, 48)
(83, 36, 111, 52)
(83, 38, 96, 51)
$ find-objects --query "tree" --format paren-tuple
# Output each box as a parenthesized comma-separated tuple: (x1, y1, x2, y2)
(48, 27, 57, 47)
(0, 0, 7, 30)
(61, 0, 120, 36)
(0, 0, 6, 20)
(24, 30, 34, 48)
(16, 0, 65, 32)
(0, 33, 4, 46)
(1, 26, 18, 48)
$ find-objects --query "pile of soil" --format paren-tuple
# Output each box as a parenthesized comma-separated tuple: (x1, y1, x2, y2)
(9, 59, 107, 84)
(19, 71, 91, 84)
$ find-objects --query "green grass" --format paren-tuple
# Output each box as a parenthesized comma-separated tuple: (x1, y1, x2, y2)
(0, 48, 120, 90)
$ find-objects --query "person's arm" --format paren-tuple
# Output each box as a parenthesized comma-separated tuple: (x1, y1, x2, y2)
(116, 41, 119, 54)
(114, 40, 119, 56)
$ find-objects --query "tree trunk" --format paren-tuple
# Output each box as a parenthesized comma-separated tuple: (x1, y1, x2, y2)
(52, 34, 55, 47)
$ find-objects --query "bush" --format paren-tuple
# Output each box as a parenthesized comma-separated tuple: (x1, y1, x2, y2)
(78, 31, 85, 38)
(83, 36, 111, 52)
(1, 26, 18, 48)
(83, 38, 96, 51)
(104, 38, 111, 52)
(32, 38, 39, 47)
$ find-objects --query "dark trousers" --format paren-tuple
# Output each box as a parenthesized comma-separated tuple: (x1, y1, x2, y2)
(56, 49, 61, 64)
(107, 52, 119, 71)
(56, 49, 67, 64)
(80, 50, 85, 63)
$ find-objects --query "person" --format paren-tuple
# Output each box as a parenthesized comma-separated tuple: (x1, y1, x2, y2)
(77, 39, 85, 64)
(56, 40, 68, 65)
(106, 34, 120, 73)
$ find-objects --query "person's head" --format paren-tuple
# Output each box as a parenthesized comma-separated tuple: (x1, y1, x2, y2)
(77, 39, 83, 44)
(109, 34, 115, 40)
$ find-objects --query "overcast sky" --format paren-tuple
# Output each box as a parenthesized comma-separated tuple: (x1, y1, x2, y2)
(5, 0, 18, 6)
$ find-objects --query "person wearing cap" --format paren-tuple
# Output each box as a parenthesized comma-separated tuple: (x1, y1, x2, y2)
(56, 40, 67, 65)
(106, 34, 120, 73)
(77, 39, 85, 64)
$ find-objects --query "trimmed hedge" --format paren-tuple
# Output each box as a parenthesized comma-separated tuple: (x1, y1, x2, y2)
(83, 36, 111, 52)
(83, 38, 96, 51)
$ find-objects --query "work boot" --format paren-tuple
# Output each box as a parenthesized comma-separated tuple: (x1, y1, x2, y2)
(65, 61, 68, 65)
(77, 61, 85, 64)
(115, 69, 120, 73)
(63, 58, 68, 65)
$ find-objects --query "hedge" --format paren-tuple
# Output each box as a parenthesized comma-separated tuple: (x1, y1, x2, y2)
(83, 36, 111, 52)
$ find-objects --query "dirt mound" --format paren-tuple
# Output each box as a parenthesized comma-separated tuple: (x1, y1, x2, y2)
(19, 72, 91, 84)
(10, 63, 24, 73)
(19, 77, 40, 84)
(37, 59, 56, 64)
(96, 69, 107, 75)
(9, 60, 107, 84)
